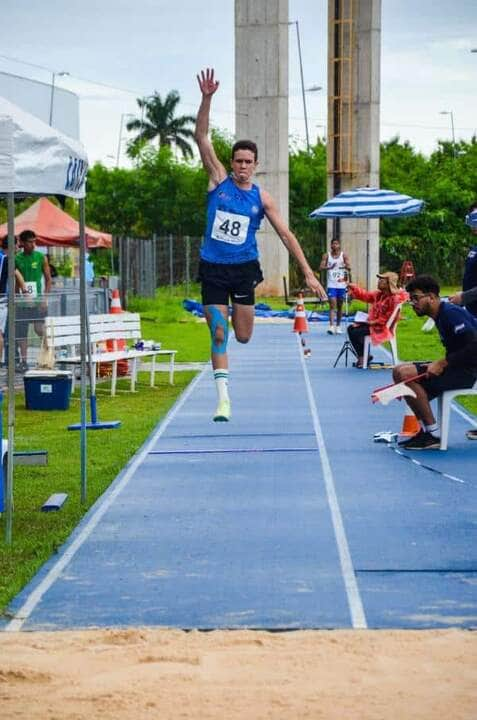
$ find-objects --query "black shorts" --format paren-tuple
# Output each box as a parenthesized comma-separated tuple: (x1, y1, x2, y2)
(198, 259, 264, 306)
(16, 304, 47, 339)
(414, 362, 477, 400)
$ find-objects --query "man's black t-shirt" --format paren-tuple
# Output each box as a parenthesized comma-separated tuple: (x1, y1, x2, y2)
(435, 301, 477, 373)
(462, 244, 477, 316)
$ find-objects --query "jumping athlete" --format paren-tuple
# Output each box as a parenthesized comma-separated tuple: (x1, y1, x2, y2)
(319, 238, 351, 334)
(195, 68, 326, 422)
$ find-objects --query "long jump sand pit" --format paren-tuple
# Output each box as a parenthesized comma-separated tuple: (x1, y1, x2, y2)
(0, 628, 476, 719)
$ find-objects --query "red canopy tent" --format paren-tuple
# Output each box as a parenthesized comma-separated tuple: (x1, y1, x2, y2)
(0, 197, 112, 248)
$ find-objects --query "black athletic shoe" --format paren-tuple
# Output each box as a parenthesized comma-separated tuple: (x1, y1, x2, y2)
(398, 429, 425, 447)
(399, 431, 440, 450)
(466, 429, 477, 440)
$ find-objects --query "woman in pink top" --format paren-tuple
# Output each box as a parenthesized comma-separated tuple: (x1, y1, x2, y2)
(347, 272, 408, 368)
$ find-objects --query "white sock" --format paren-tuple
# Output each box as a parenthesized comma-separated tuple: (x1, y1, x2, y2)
(214, 369, 229, 403)
(425, 422, 440, 436)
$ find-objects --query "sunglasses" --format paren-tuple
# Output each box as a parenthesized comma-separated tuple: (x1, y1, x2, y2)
(409, 293, 430, 303)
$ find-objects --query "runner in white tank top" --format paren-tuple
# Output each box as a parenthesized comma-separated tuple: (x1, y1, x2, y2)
(319, 238, 351, 334)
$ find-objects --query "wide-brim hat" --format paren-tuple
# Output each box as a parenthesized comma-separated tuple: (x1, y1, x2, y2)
(377, 271, 399, 294)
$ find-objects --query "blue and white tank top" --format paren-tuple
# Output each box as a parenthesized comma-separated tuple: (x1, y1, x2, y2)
(200, 176, 265, 264)
(326, 251, 347, 289)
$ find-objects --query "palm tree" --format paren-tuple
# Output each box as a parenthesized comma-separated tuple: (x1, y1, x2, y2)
(126, 90, 196, 159)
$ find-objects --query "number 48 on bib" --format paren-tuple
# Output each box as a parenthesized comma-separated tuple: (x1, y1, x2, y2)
(211, 210, 250, 245)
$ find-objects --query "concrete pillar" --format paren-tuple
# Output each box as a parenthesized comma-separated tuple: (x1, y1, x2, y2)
(235, 0, 289, 295)
(327, 0, 381, 288)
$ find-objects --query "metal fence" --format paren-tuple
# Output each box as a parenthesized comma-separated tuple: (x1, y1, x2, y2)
(0, 282, 108, 380)
(118, 235, 202, 299)
(116, 234, 330, 300)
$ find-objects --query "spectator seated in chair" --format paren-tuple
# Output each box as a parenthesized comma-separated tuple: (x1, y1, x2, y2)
(394, 274, 477, 450)
(347, 272, 408, 368)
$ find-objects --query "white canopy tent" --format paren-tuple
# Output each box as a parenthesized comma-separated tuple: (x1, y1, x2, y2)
(0, 97, 89, 543)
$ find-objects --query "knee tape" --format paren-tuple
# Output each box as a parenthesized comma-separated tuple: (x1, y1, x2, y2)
(209, 306, 229, 355)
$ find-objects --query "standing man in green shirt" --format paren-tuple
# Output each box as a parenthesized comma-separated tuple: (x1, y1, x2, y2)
(15, 230, 52, 372)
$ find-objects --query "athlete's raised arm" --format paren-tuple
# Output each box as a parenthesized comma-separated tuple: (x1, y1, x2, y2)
(195, 68, 227, 190)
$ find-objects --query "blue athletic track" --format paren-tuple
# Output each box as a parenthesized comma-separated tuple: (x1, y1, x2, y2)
(4, 322, 477, 631)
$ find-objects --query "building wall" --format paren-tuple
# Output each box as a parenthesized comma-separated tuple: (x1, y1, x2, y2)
(327, 0, 381, 288)
(235, 0, 289, 296)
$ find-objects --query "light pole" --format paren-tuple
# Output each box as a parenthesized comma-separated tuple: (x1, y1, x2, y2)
(439, 110, 456, 158)
(49, 71, 69, 126)
(289, 20, 310, 152)
(316, 124, 327, 141)
(116, 113, 134, 167)
(306, 86, 323, 147)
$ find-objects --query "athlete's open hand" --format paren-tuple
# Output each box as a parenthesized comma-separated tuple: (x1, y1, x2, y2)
(197, 68, 219, 97)
(304, 271, 327, 301)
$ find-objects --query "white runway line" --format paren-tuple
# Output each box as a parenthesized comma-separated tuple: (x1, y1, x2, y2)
(297, 335, 368, 629)
(4, 368, 208, 632)
(451, 402, 477, 427)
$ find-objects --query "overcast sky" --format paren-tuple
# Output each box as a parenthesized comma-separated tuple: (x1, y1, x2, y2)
(2, 0, 476, 165)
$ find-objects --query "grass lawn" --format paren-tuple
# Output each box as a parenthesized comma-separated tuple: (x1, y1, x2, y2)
(0, 283, 475, 614)
(0, 372, 195, 613)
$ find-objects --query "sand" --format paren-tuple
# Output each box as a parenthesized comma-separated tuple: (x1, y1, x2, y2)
(0, 628, 476, 719)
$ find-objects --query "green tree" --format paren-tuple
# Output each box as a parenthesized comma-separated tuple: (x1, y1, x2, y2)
(379, 136, 477, 282)
(210, 128, 233, 171)
(86, 163, 143, 236)
(288, 141, 327, 285)
(126, 91, 196, 160)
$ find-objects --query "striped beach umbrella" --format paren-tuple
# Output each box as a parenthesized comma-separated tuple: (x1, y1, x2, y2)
(309, 187, 424, 219)
(465, 209, 477, 228)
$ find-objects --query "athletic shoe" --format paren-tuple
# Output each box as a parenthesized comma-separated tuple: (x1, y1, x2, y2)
(466, 429, 477, 440)
(213, 399, 231, 422)
(398, 429, 424, 446)
(327, 326, 335, 335)
(399, 431, 440, 450)
(335, 326, 343, 334)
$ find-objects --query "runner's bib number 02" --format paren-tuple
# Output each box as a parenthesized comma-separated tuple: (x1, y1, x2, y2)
(328, 266, 346, 285)
(211, 210, 250, 245)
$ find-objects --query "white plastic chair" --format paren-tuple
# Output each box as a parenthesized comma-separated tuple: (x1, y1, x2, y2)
(437, 379, 477, 450)
(362, 302, 402, 369)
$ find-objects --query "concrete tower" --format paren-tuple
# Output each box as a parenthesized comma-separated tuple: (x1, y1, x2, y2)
(235, 0, 289, 295)
(327, 0, 381, 287)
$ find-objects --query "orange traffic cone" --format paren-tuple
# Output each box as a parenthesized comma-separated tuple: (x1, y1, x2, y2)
(102, 288, 128, 377)
(293, 292, 311, 357)
(293, 293, 309, 334)
(110, 288, 123, 314)
(399, 404, 421, 436)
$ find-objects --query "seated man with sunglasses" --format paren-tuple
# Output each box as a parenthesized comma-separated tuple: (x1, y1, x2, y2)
(393, 275, 477, 450)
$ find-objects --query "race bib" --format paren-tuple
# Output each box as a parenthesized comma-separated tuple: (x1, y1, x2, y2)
(329, 266, 346, 285)
(24, 281, 38, 301)
(211, 210, 249, 245)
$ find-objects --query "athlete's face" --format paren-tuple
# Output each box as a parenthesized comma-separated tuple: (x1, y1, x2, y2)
(22, 238, 36, 255)
(409, 291, 433, 317)
(231, 150, 257, 185)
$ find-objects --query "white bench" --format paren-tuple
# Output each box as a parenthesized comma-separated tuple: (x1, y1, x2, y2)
(44, 313, 176, 396)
